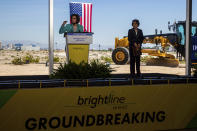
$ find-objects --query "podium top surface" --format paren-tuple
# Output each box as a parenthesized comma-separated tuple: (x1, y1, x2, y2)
(64, 32, 94, 37)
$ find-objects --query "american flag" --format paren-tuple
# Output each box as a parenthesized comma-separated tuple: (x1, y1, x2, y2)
(69, 2, 93, 32)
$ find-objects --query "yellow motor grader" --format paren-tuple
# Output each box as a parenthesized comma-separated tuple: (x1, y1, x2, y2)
(112, 21, 197, 67)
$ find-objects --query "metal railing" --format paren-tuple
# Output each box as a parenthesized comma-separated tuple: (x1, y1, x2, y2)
(0, 77, 196, 89)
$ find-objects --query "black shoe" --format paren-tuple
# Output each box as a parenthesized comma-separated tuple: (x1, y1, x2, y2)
(137, 73, 142, 78)
(129, 74, 135, 79)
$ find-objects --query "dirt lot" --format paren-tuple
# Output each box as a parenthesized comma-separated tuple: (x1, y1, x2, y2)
(0, 50, 186, 76)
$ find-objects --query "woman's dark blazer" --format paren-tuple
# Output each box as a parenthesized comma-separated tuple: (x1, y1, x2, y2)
(128, 28, 144, 56)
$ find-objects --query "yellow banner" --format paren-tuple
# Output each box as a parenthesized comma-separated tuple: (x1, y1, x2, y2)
(0, 84, 197, 131)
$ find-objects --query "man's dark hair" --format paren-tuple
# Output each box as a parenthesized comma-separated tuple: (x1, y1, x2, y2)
(132, 19, 140, 26)
(71, 14, 80, 24)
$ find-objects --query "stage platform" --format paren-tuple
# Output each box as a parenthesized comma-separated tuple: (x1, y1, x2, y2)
(0, 73, 196, 89)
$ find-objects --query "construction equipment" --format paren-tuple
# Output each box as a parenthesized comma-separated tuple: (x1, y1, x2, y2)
(112, 21, 197, 67)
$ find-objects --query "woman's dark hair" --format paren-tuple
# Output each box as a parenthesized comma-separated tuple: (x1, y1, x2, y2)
(132, 19, 140, 26)
(71, 14, 80, 24)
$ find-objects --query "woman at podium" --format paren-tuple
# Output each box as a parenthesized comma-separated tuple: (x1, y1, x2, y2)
(59, 14, 84, 34)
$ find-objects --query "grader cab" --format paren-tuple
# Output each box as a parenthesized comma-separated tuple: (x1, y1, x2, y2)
(112, 21, 197, 67)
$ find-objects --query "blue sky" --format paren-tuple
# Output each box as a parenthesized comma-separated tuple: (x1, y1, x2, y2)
(0, 0, 196, 49)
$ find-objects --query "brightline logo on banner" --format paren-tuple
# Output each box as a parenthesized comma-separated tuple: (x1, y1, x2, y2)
(77, 94, 126, 108)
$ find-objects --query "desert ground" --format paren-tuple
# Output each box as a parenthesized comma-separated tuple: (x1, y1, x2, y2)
(0, 50, 186, 76)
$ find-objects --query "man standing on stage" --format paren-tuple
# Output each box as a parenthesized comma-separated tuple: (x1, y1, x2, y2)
(128, 19, 144, 78)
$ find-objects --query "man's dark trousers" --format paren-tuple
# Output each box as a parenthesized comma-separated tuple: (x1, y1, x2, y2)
(129, 46, 141, 76)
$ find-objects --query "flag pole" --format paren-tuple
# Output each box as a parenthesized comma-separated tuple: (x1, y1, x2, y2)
(185, 0, 192, 76)
(49, 0, 54, 75)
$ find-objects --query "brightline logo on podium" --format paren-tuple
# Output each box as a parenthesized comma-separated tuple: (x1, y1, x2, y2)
(77, 94, 126, 108)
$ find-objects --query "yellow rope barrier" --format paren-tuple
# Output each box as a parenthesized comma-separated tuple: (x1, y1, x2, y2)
(86, 79, 88, 88)
(64, 80, 66, 88)
(18, 81, 20, 89)
(131, 79, 134, 86)
(150, 79, 152, 85)
(40, 81, 42, 88)
(187, 78, 189, 88)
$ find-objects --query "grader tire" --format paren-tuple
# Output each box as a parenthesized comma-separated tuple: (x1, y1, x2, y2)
(112, 47, 130, 65)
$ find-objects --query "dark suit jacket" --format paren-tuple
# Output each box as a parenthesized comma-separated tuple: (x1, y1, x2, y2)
(128, 28, 144, 56)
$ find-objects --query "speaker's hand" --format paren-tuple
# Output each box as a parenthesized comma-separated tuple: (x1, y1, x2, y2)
(137, 44, 140, 49)
(62, 21, 67, 26)
(134, 43, 137, 48)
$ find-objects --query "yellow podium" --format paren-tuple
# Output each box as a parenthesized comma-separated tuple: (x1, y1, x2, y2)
(65, 33, 93, 64)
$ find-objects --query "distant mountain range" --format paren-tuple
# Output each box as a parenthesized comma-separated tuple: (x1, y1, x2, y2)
(0, 40, 48, 49)
(0, 40, 114, 50)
